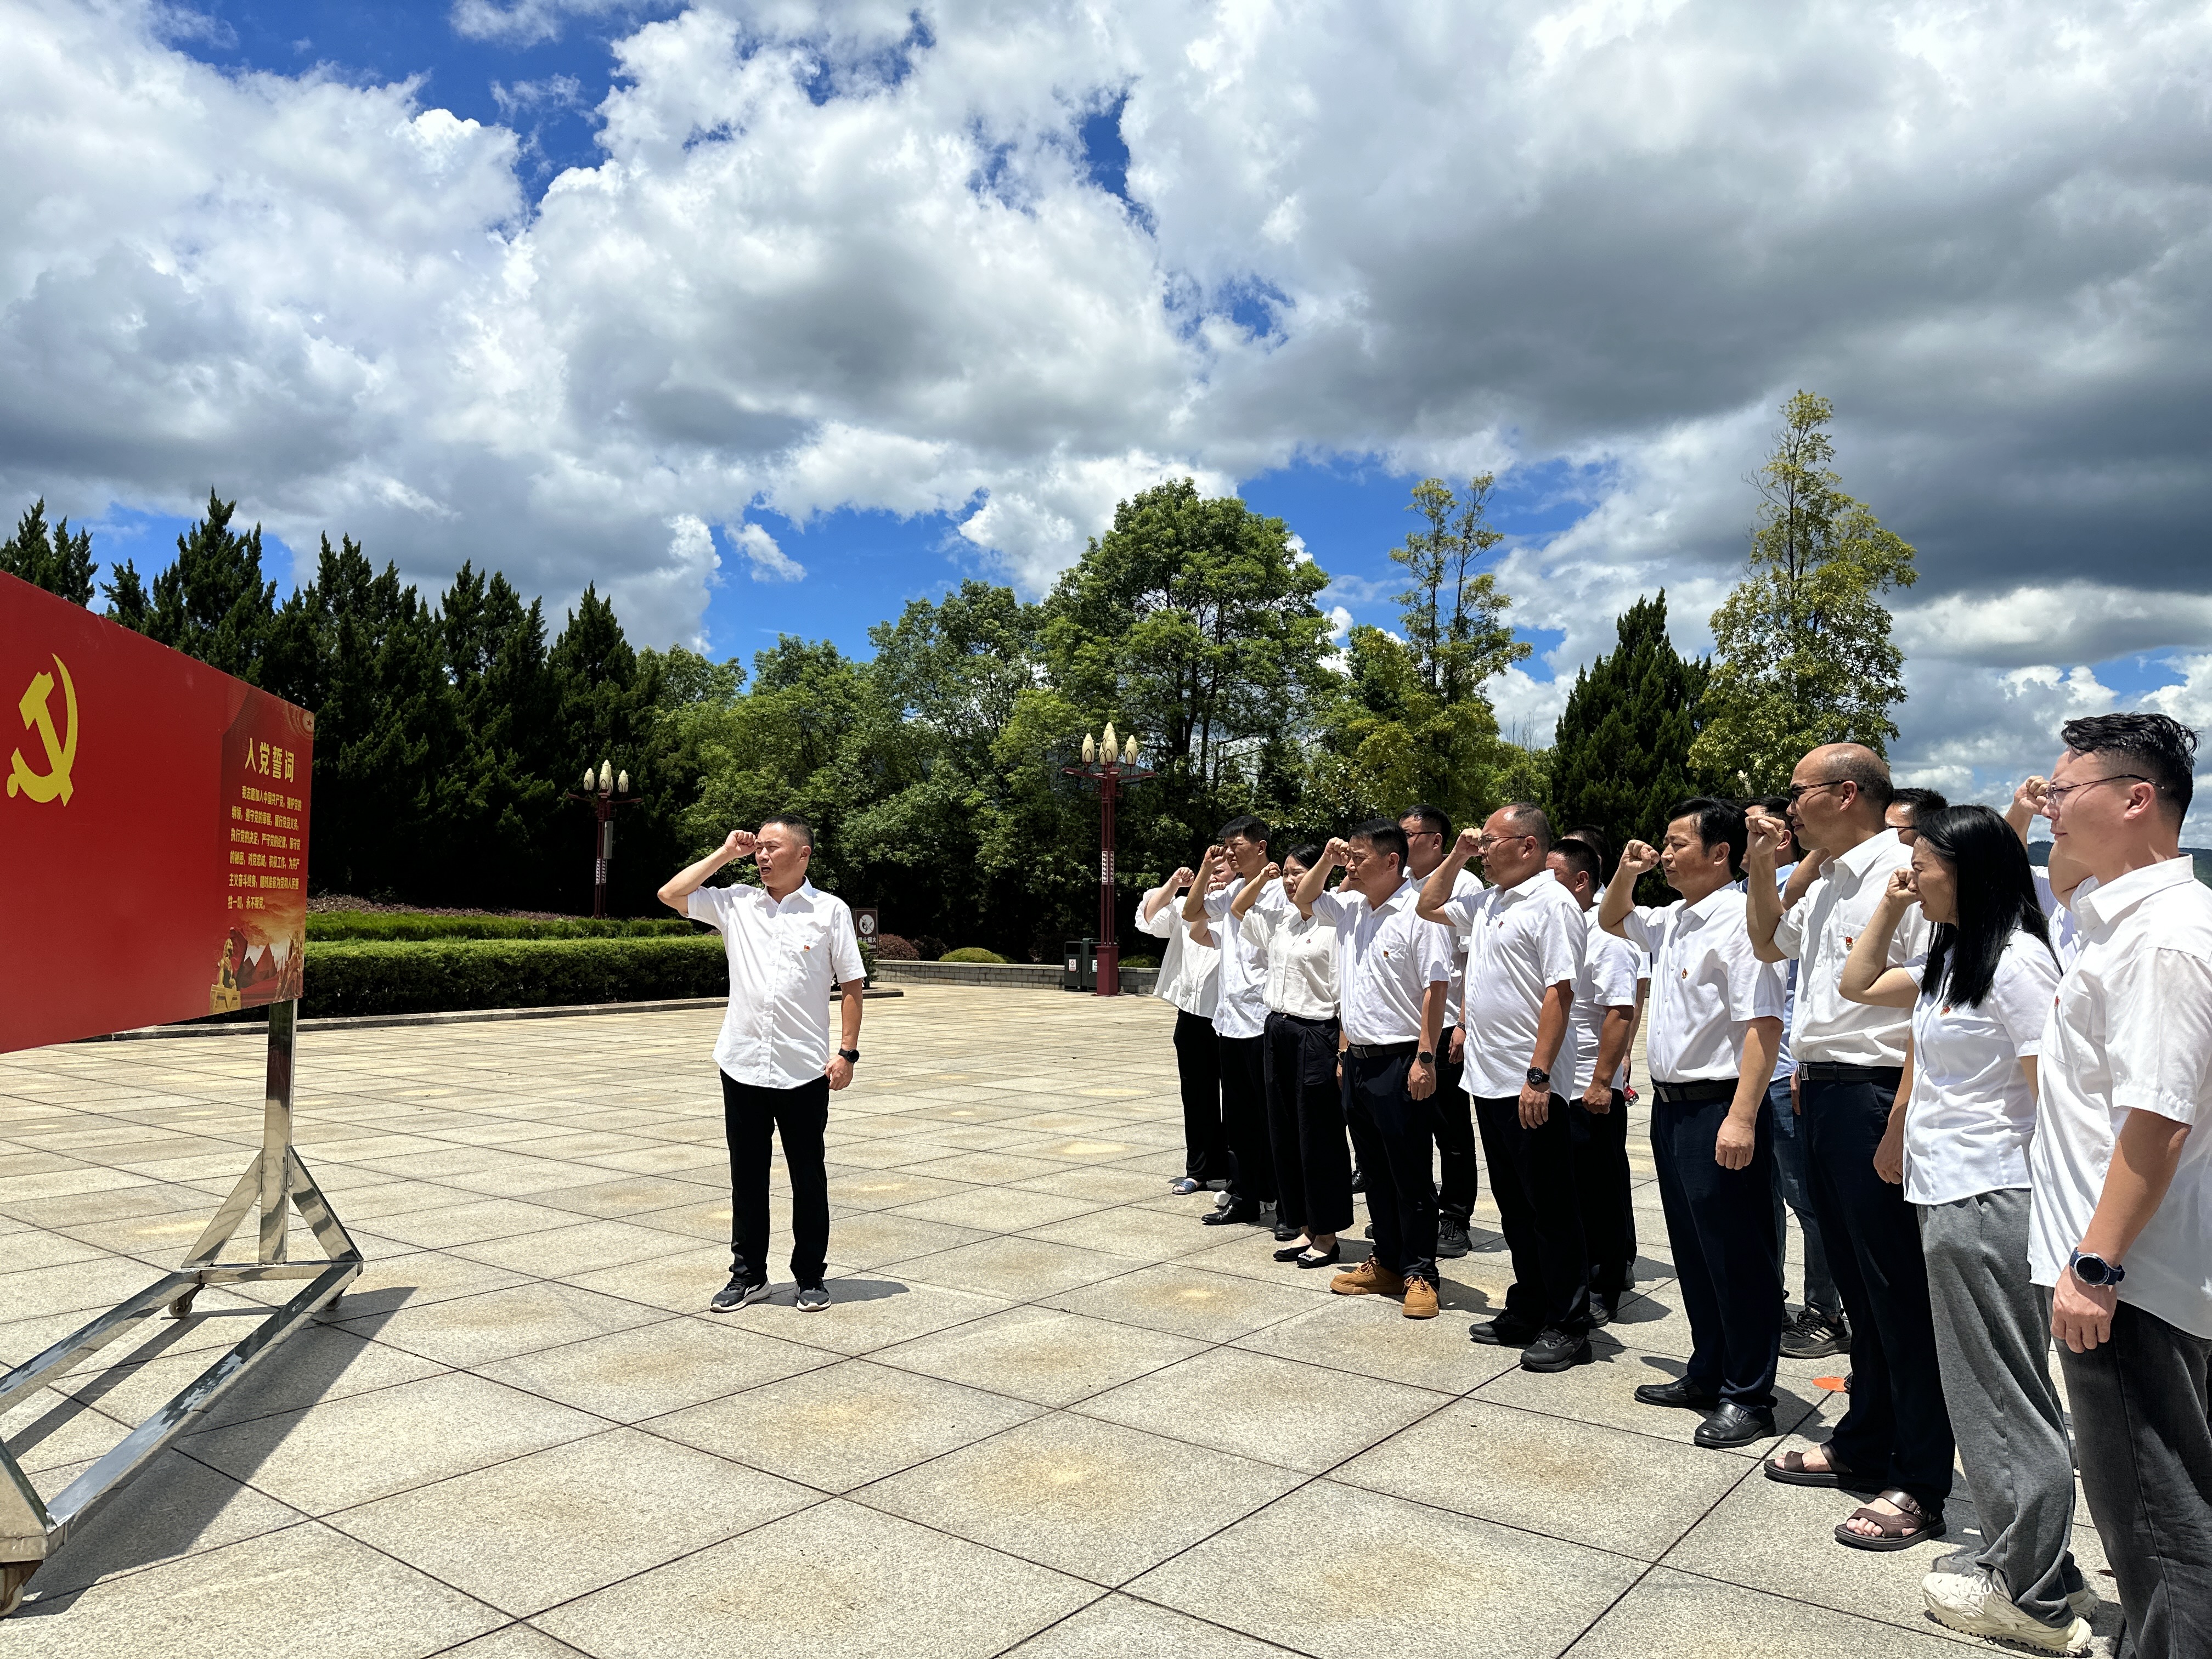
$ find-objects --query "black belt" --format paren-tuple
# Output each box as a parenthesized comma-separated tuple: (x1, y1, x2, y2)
(1268, 1011, 1339, 1031)
(1797, 1062, 1904, 1085)
(1345, 1040, 1419, 1059)
(1653, 1079, 1737, 1106)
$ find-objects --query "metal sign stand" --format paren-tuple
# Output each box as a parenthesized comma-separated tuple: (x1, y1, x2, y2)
(0, 1001, 360, 1615)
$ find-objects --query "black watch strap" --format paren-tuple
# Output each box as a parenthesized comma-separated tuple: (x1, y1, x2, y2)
(1415, 1051, 1435, 1065)
(838, 1048, 860, 1064)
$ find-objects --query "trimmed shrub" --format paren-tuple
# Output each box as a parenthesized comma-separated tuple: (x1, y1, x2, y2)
(912, 934, 947, 961)
(1118, 953, 1159, 970)
(872, 933, 921, 961)
(939, 946, 1009, 964)
(308, 912, 698, 943)
(302, 937, 727, 1018)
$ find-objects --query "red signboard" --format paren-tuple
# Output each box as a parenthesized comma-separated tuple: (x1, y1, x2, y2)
(1, 572, 313, 1052)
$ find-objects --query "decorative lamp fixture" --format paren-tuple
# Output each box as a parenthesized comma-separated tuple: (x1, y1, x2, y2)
(1124, 735, 1139, 764)
(1102, 720, 1118, 756)
(1081, 733, 1096, 763)
(582, 766, 596, 792)
(598, 760, 613, 794)
(1059, 719, 1159, 999)
(617, 770, 629, 794)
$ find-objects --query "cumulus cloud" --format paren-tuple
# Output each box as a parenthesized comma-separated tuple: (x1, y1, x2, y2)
(3, 0, 2211, 782)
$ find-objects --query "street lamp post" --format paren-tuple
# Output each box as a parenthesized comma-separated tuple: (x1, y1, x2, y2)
(1060, 724, 1156, 996)
(563, 759, 639, 919)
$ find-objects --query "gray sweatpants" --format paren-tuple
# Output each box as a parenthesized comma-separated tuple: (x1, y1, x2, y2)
(1918, 1189, 2084, 1629)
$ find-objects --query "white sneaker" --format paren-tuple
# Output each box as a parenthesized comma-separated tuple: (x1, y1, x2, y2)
(1922, 1570, 2092, 1654)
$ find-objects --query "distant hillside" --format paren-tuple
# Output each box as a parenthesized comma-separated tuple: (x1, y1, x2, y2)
(2029, 843, 2212, 886)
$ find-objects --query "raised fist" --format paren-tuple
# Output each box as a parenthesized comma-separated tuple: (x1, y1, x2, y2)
(1619, 839, 1660, 876)
(1259, 862, 1282, 886)
(1746, 811, 1789, 859)
(1169, 865, 1196, 891)
(1884, 866, 1918, 904)
(1324, 837, 1352, 867)
(1199, 843, 1225, 870)
(720, 829, 758, 860)
(1454, 826, 1483, 856)
(2014, 775, 2050, 819)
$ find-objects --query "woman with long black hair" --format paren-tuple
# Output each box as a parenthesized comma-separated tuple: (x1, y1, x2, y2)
(1839, 804, 2091, 1652)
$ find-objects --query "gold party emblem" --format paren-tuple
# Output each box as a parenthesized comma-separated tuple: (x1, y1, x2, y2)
(7, 654, 76, 805)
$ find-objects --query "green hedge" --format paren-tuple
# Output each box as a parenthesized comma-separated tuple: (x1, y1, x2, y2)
(301, 936, 730, 1018)
(940, 946, 1009, 963)
(307, 912, 699, 942)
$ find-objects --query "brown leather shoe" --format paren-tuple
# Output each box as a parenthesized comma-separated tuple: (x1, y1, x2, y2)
(1402, 1274, 1439, 1319)
(1330, 1258, 1407, 1297)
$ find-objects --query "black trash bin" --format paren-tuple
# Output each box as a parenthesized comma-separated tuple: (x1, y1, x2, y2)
(1063, 939, 1097, 992)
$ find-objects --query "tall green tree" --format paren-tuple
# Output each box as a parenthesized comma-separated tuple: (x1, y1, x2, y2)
(1692, 393, 1919, 789)
(1389, 474, 1523, 703)
(102, 492, 277, 682)
(1549, 592, 1711, 872)
(1, 500, 95, 604)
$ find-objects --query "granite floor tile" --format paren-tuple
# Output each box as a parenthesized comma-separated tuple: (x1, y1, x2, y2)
(13, 1446, 307, 1599)
(895, 1235, 1147, 1301)
(337, 1282, 668, 1368)
(1042, 1262, 1322, 1342)
(869, 1306, 1206, 1407)
(999, 1595, 1297, 1657)
(477, 1316, 831, 1420)
(1565, 1564, 1974, 1656)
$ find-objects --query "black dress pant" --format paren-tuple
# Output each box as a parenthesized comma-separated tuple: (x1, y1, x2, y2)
(1473, 1091, 1591, 1335)
(720, 1069, 830, 1287)
(1344, 1049, 1437, 1282)
(1650, 1087, 1783, 1409)
(1434, 1026, 1479, 1224)
(1804, 1070, 1955, 1508)
(1173, 1008, 1229, 1183)
(1568, 1088, 1635, 1300)
(1216, 1031, 1276, 1206)
(1262, 1011, 1350, 1235)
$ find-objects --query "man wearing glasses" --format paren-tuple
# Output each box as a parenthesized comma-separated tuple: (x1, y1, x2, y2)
(1746, 746, 1949, 1550)
(1401, 805, 1483, 1257)
(2030, 713, 2212, 1658)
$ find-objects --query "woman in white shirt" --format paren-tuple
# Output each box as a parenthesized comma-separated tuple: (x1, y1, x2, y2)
(1235, 844, 1347, 1268)
(1840, 805, 2090, 1651)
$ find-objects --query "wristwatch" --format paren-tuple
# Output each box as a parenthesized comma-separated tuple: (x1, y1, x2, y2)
(2069, 1248, 2125, 1286)
(837, 1048, 861, 1065)
(1415, 1051, 1435, 1065)
(1525, 1066, 1551, 1088)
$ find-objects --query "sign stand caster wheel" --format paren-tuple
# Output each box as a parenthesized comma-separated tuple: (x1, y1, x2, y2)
(1, 1561, 38, 1618)
(167, 1287, 199, 1319)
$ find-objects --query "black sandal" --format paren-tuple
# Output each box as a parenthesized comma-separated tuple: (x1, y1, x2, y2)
(1833, 1489, 1945, 1552)
(1295, 1245, 1341, 1268)
(1764, 1443, 1864, 1488)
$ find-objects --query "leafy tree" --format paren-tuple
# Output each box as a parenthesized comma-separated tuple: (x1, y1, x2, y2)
(1692, 393, 1918, 789)
(1549, 592, 1711, 876)
(103, 492, 276, 682)
(1389, 474, 1526, 702)
(0, 500, 94, 604)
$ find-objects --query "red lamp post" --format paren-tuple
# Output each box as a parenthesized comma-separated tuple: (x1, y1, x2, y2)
(1061, 723, 1156, 996)
(563, 759, 640, 918)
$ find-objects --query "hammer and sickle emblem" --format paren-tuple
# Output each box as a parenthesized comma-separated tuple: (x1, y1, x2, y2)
(7, 654, 77, 805)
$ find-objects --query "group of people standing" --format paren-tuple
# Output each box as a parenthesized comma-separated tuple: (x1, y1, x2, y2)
(1138, 713, 2212, 1659)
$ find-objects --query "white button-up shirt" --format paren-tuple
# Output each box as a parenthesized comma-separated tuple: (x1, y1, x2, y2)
(688, 879, 865, 1089)
(1136, 887, 1219, 1019)
(1420, 866, 1483, 1030)
(1243, 892, 1339, 1021)
(1615, 887, 1788, 1084)
(1310, 881, 1454, 1045)
(1204, 877, 1280, 1040)
(2033, 868, 2092, 971)
(1564, 906, 1642, 1096)
(2030, 856, 2212, 1338)
(1771, 829, 1931, 1066)
(1437, 870, 1587, 1098)
(1903, 931, 2060, 1206)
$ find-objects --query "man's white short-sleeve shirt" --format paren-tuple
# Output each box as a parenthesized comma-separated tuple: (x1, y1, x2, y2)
(2030, 856, 2212, 1337)
(1770, 829, 1929, 1066)
(1565, 906, 1642, 1096)
(1311, 882, 1454, 1046)
(1430, 866, 1482, 1030)
(1438, 870, 1587, 1097)
(1616, 887, 1787, 1084)
(1138, 887, 1220, 1020)
(1204, 877, 1281, 1039)
(689, 879, 865, 1089)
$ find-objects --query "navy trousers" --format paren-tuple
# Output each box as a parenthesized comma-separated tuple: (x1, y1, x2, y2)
(1649, 1088, 1784, 1409)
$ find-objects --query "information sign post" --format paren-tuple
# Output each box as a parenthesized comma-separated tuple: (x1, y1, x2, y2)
(0, 573, 361, 1616)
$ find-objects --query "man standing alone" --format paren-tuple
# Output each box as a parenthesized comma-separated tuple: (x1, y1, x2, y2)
(660, 817, 864, 1314)
(1420, 804, 1592, 1371)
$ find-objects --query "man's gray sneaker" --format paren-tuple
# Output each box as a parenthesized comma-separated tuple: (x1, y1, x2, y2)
(709, 1275, 771, 1313)
(1779, 1306, 1850, 1360)
(796, 1284, 831, 1313)
(1436, 1218, 1472, 1259)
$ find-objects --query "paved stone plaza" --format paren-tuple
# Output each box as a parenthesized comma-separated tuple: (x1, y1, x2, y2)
(1, 987, 2121, 1657)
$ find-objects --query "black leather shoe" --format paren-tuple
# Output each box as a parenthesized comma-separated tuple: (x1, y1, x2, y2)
(1203, 1204, 1260, 1227)
(1350, 1167, 1365, 1193)
(1694, 1402, 1777, 1449)
(1469, 1317, 1540, 1347)
(1589, 1299, 1612, 1328)
(1273, 1222, 1301, 1242)
(1634, 1377, 1720, 1410)
(1272, 1242, 1310, 1261)
(1519, 1328, 1594, 1372)
(1435, 1219, 1472, 1259)
(1362, 1222, 1375, 1239)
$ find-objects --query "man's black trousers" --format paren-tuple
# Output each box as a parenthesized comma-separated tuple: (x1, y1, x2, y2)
(1568, 1088, 1636, 1299)
(1216, 1031, 1276, 1206)
(720, 1070, 830, 1288)
(1172, 1008, 1230, 1184)
(1433, 1028, 1479, 1224)
(1344, 1049, 1437, 1282)
(1262, 1011, 1350, 1235)
(1472, 1091, 1591, 1335)
(1649, 1086, 1783, 1409)
(1803, 1069, 1954, 1508)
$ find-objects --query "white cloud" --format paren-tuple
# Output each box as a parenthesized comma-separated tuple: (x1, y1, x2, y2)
(731, 521, 804, 583)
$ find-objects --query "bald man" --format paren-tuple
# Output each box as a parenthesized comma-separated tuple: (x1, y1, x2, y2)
(1746, 744, 1951, 1551)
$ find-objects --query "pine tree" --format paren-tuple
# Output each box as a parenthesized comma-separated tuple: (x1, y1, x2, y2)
(0, 500, 95, 604)
(1549, 592, 1711, 874)
(1692, 393, 1918, 789)
(102, 492, 278, 682)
